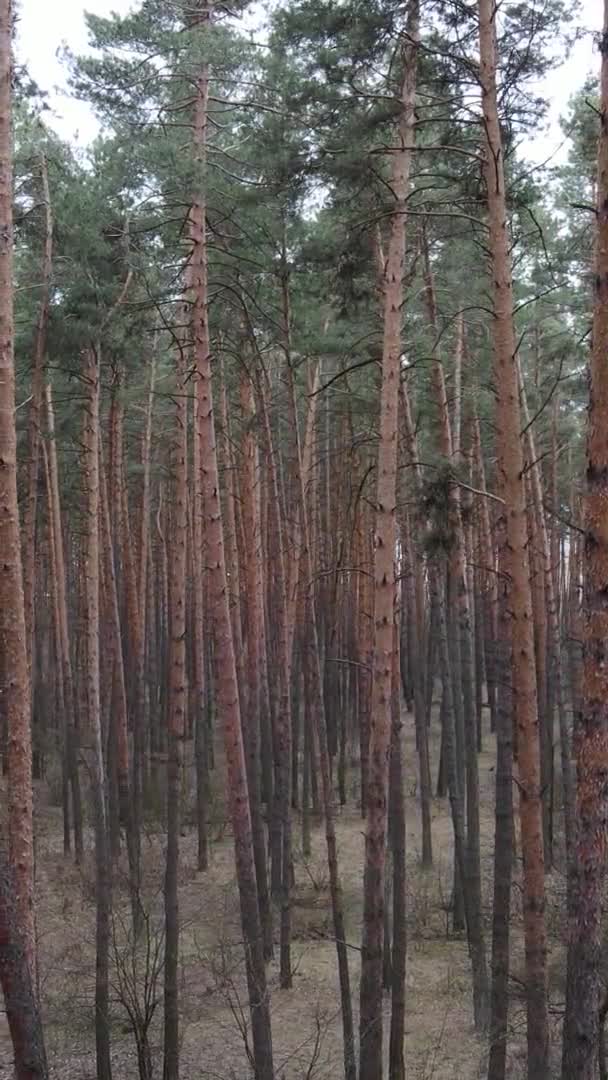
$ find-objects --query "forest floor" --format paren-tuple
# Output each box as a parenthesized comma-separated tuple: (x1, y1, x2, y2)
(0, 705, 570, 1079)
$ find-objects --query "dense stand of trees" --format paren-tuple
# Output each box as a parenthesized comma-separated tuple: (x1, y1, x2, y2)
(1, 0, 608, 1077)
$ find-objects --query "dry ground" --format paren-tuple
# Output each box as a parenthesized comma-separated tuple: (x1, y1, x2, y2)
(0, 706, 570, 1078)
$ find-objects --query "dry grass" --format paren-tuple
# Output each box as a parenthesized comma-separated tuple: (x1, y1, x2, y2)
(0, 705, 570, 1078)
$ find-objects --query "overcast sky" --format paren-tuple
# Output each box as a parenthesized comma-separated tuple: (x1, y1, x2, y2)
(15, 0, 602, 165)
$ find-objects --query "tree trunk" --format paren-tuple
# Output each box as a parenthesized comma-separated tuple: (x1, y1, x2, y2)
(239, 371, 274, 961)
(189, 22, 274, 1075)
(100, 440, 142, 936)
(22, 154, 52, 676)
(82, 346, 112, 1080)
(45, 383, 83, 862)
(398, 384, 432, 867)
(487, 577, 514, 1080)
(359, 9, 419, 1076)
(562, 10, 608, 1077)
(191, 385, 209, 873)
(0, 2, 46, 1063)
(163, 349, 188, 1080)
(388, 627, 406, 1080)
(422, 244, 488, 1027)
(478, 3, 549, 1074)
(0, 853, 48, 1080)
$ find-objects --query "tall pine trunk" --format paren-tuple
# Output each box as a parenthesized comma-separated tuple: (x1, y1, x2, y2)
(163, 348, 188, 1080)
(82, 346, 112, 1080)
(22, 154, 52, 675)
(189, 16, 274, 1074)
(562, 9, 608, 1077)
(478, 2, 549, 1074)
(359, 9, 418, 1075)
(0, 2, 47, 1069)
(45, 383, 83, 862)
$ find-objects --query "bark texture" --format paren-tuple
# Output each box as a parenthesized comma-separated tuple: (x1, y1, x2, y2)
(359, 8, 418, 1075)
(0, 0, 34, 990)
(562, 10, 608, 1078)
(478, 2, 549, 1075)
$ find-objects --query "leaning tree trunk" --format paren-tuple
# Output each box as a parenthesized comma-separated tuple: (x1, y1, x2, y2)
(99, 444, 142, 937)
(0, 1, 47, 1068)
(45, 382, 83, 862)
(359, 7, 419, 1077)
(562, 8, 608, 1078)
(478, 2, 549, 1075)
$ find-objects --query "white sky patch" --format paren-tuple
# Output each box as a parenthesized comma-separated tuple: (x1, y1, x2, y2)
(14, 0, 602, 161)
(16, 0, 134, 143)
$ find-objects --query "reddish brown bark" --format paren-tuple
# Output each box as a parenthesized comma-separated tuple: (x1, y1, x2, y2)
(22, 154, 52, 674)
(478, 1, 549, 1073)
(82, 346, 112, 1080)
(188, 14, 274, 1073)
(562, 9, 608, 1077)
(191, 381, 209, 873)
(0, 0, 37, 996)
(163, 347, 188, 1080)
(0, 853, 48, 1080)
(359, 9, 419, 1074)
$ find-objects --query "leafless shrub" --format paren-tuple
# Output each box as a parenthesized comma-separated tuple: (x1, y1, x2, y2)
(110, 901, 164, 1080)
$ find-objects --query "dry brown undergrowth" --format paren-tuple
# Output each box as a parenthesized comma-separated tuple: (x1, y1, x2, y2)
(0, 709, 571, 1079)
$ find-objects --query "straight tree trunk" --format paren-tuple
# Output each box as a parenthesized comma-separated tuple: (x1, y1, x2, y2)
(163, 349, 188, 1080)
(562, 10, 608, 1077)
(0, 853, 48, 1080)
(282, 349, 356, 1080)
(359, 9, 419, 1075)
(479, 4, 549, 1075)
(519, 366, 574, 876)
(191, 385, 209, 873)
(82, 346, 112, 1080)
(188, 16, 274, 1074)
(45, 383, 83, 862)
(22, 154, 52, 674)
(478, 11, 549, 1080)
(487, 577, 514, 1080)
(100, 442, 142, 935)
(0, 3, 46, 1065)
(398, 383, 432, 866)
(388, 626, 406, 1080)
(422, 246, 488, 1027)
(41, 438, 70, 855)
(239, 371, 273, 961)
(110, 375, 143, 882)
